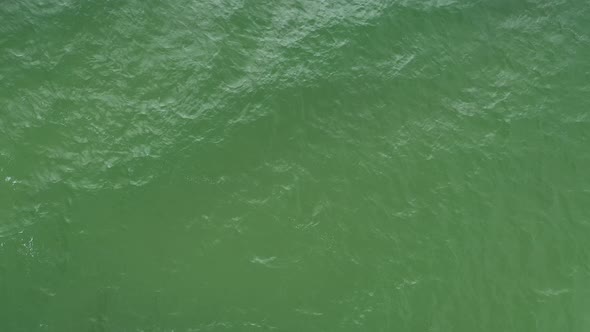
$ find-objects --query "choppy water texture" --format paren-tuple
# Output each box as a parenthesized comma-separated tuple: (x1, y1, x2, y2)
(2, 0, 590, 331)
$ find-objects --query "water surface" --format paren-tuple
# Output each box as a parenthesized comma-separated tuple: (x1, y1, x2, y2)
(2, 0, 590, 331)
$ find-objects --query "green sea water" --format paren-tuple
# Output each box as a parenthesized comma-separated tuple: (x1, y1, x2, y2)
(2, 0, 590, 331)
